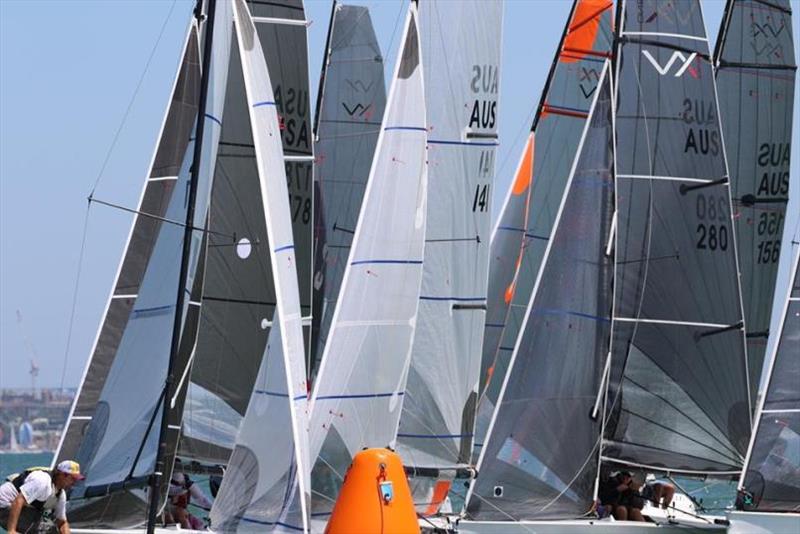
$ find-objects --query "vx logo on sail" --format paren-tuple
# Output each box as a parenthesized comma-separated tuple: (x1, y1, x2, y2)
(642, 50, 697, 77)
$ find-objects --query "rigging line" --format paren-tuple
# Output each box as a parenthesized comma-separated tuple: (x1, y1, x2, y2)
(383, 0, 406, 75)
(89, 196, 236, 241)
(538, 436, 602, 514)
(58, 204, 91, 393)
(89, 0, 179, 197)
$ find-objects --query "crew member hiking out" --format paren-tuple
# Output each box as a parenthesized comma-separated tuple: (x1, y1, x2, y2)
(0, 460, 85, 534)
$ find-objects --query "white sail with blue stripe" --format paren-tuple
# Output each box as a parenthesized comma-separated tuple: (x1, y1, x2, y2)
(209, 0, 310, 531)
(306, 1, 427, 520)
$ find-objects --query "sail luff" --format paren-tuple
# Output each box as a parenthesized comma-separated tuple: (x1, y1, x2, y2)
(466, 61, 613, 518)
(55, 19, 200, 467)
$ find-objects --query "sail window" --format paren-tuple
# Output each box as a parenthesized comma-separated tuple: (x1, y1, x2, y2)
(236, 237, 252, 259)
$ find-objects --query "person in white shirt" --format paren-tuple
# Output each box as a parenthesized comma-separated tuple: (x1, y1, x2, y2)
(0, 460, 84, 534)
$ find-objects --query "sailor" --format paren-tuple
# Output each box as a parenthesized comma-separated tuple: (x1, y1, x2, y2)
(165, 472, 213, 530)
(598, 470, 645, 521)
(0, 460, 85, 534)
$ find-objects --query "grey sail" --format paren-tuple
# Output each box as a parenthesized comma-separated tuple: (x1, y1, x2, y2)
(467, 64, 614, 520)
(739, 242, 799, 512)
(248, 0, 314, 358)
(61, 2, 234, 526)
(476, 0, 613, 456)
(714, 0, 796, 404)
(310, 3, 386, 379)
(56, 24, 201, 467)
(603, 0, 751, 475)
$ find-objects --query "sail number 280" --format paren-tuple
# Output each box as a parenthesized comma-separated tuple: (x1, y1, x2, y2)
(695, 194, 728, 251)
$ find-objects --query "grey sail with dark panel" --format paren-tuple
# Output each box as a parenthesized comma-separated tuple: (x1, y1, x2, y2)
(603, 0, 751, 475)
(714, 0, 796, 405)
(310, 3, 386, 380)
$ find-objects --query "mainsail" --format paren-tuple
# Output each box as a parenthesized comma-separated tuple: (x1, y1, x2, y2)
(307, 2, 426, 517)
(739, 240, 800, 512)
(466, 62, 614, 520)
(57, 20, 201, 468)
(602, 0, 751, 474)
(209, 0, 310, 530)
(310, 2, 386, 379)
(56, 1, 234, 526)
(475, 0, 613, 453)
(714, 0, 796, 403)
(395, 0, 503, 472)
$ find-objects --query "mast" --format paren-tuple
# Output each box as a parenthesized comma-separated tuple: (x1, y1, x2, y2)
(146, 0, 217, 529)
(312, 0, 337, 138)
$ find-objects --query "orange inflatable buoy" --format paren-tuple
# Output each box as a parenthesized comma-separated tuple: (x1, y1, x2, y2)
(325, 448, 420, 534)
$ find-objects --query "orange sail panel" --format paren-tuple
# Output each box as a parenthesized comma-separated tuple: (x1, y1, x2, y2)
(560, 0, 612, 63)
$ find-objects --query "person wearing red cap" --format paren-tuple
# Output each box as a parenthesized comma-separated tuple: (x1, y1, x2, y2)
(0, 460, 85, 534)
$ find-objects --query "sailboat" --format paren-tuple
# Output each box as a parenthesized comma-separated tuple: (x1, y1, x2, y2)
(54, 0, 311, 530)
(713, 0, 796, 405)
(310, 1, 387, 380)
(457, 0, 751, 531)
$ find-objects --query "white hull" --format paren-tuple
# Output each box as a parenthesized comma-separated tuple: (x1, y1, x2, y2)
(454, 519, 727, 534)
(726, 510, 800, 534)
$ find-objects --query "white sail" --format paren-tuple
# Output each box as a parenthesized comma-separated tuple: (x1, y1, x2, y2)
(307, 1, 427, 518)
(396, 0, 503, 472)
(209, 0, 309, 531)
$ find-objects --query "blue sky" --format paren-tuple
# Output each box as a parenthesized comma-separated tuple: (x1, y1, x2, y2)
(0, 0, 797, 389)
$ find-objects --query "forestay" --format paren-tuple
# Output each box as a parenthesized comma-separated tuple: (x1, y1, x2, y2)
(209, 0, 309, 530)
(396, 0, 502, 472)
(603, 0, 750, 475)
(307, 3, 427, 518)
(310, 3, 386, 380)
(60, 2, 234, 526)
(466, 63, 614, 520)
(476, 0, 613, 455)
(739, 242, 800, 512)
(714, 0, 796, 403)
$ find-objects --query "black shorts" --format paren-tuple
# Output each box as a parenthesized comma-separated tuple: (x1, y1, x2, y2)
(0, 506, 56, 533)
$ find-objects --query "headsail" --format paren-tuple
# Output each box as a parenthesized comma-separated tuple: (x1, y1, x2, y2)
(395, 0, 503, 472)
(466, 62, 614, 520)
(475, 0, 613, 453)
(739, 240, 800, 512)
(714, 0, 796, 403)
(307, 2, 427, 518)
(310, 3, 386, 379)
(247, 0, 314, 360)
(602, 0, 751, 475)
(209, 0, 309, 530)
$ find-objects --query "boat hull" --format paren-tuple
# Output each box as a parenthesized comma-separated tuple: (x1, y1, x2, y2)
(453, 519, 727, 534)
(726, 510, 800, 534)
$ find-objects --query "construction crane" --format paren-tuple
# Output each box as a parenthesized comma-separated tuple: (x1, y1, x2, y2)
(16, 309, 41, 398)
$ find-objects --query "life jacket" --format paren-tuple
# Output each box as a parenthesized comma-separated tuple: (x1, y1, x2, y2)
(8, 468, 63, 512)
